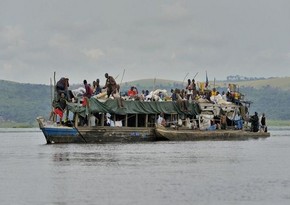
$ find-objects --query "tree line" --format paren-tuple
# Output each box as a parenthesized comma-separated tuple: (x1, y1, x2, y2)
(0, 79, 289, 126)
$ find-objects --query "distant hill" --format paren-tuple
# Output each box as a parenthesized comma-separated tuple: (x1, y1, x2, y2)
(1, 77, 290, 127)
(122, 77, 290, 91)
(214, 77, 290, 91)
(0, 80, 51, 127)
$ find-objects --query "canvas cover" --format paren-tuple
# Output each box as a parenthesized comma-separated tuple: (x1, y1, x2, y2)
(67, 98, 200, 117)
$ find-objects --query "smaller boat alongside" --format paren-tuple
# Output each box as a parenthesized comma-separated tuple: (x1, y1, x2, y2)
(155, 124, 270, 141)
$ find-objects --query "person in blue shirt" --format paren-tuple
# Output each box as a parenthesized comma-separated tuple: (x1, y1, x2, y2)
(234, 112, 243, 130)
(94, 79, 102, 95)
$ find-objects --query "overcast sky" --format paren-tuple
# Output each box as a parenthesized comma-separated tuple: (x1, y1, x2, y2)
(1, 0, 290, 85)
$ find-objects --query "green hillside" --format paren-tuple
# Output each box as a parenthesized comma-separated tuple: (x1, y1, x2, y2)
(1, 77, 290, 127)
(0, 80, 52, 127)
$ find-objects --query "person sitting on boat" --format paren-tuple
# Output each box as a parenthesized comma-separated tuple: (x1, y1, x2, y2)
(175, 89, 188, 111)
(144, 90, 152, 101)
(207, 119, 217, 131)
(94, 79, 102, 95)
(50, 92, 67, 125)
(139, 90, 146, 101)
(151, 89, 168, 101)
(210, 91, 223, 104)
(211, 88, 217, 97)
(185, 117, 197, 129)
(157, 91, 164, 101)
(128, 86, 138, 99)
(91, 80, 96, 94)
(105, 113, 115, 127)
(157, 113, 167, 127)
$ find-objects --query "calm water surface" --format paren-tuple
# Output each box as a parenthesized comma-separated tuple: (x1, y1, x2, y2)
(0, 127, 290, 205)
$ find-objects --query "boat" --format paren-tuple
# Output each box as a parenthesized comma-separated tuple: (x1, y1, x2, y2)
(155, 124, 270, 141)
(37, 97, 199, 144)
(37, 116, 155, 143)
(37, 83, 270, 144)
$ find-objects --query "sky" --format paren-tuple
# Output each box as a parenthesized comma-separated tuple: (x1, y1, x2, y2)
(1, 0, 290, 85)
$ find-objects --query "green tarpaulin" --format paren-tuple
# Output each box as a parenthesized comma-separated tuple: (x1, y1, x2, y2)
(67, 98, 200, 117)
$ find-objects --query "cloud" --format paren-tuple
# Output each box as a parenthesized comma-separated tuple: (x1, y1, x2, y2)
(1, 0, 290, 84)
(0, 26, 26, 49)
(3, 63, 13, 72)
(82, 48, 105, 61)
(161, 1, 189, 20)
(48, 33, 73, 49)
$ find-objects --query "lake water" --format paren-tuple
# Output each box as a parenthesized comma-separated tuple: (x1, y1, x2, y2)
(0, 127, 290, 205)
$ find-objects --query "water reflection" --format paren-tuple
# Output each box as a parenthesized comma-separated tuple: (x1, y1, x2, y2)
(52, 151, 120, 166)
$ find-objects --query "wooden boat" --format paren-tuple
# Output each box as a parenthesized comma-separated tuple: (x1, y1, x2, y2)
(37, 82, 270, 143)
(155, 124, 270, 141)
(37, 97, 199, 144)
(37, 116, 155, 144)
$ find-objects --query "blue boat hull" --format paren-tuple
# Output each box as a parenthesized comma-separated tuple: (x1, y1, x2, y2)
(40, 126, 156, 144)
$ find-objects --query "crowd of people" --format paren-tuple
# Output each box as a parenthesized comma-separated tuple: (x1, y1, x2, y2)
(50, 74, 267, 132)
(53, 75, 243, 106)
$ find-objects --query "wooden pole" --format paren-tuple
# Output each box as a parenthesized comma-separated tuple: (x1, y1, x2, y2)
(182, 72, 189, 87)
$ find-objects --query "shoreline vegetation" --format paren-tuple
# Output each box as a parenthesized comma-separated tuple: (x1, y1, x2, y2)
(2, 76, 290, 127)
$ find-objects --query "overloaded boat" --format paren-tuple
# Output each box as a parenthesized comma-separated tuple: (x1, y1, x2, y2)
(37, 97, 199, 143)
(154, 98, 270, 141)
(37, 82, 270, 144)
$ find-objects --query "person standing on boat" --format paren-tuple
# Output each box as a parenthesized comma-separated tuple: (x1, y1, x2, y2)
(104, 73, 117, 98)
(83, 80, 92, 98)
(170, 89, 177, 101)
(56, 77, 70, 100)
(234, 112, 243, 130)
(186, 79, 193, 100)
(250, 112, 259, 132)
(260, 113, 267, 132)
